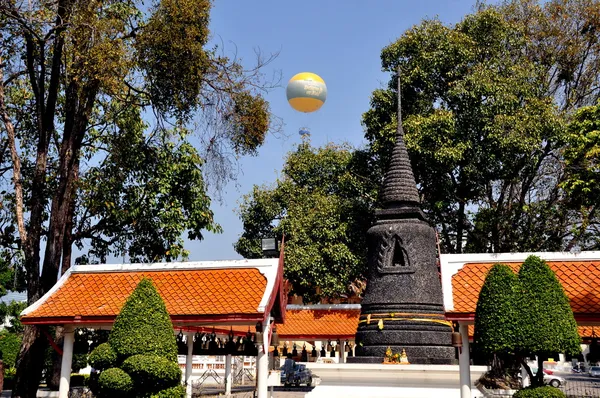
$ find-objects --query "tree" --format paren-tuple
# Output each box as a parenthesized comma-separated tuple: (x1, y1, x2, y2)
(474, 263, 520, 375)
(362, 0, 600, 255)
(89, 278, 183, 398)
(517, 255, 580, 387)
(235, 142, 377, 302)
(562, 101, 600, 247)
(0, 0, 278, 395)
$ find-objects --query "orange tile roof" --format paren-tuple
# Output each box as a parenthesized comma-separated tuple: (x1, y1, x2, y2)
(277, 308, 360, 339)
(22, 268, 268, 325)
(181, 308, 361, 339)
(450, 261, 600, 317)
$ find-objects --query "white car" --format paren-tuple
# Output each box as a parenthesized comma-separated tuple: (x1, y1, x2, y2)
(544, 374, 566, 388)
(526, 368, 566, 388)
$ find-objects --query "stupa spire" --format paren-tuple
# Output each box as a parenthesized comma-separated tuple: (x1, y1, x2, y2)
(380, 72, 420, 207)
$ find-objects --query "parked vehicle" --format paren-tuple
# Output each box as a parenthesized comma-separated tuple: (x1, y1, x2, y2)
(589, 366, 600, 377)
(523, 368, 566, 388)
(280, 363, 313, 387)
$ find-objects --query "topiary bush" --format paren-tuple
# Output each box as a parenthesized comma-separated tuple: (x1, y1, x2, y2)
(98, 367, 134, 398)
(121, 354, 181, 392)
(513, 386, 566, 398)
(517, 255, 581, 386)
(149, 384, 185, 398)
(474, 263, 520, 357)
(90, 278, 182, 397)
(474, 264, 521, 388)
(89, 342, 117, 371)
(109, 278, 177, 362)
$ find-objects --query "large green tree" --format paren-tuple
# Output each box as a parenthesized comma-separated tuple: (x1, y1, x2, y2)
(562, 101, 600, 247)
(235, 142, 376, 302)
(363, 0, 600, 254)
(0, 0, 277, 395)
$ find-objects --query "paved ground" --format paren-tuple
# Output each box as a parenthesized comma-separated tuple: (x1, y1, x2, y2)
(194, 385, 311, 397)
(560, 372, 600, 397)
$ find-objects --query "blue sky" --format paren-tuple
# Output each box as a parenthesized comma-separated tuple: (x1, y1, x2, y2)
(189, 0, 486, 261)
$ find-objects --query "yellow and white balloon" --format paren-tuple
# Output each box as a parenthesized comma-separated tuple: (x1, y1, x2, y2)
(286, 72, 327, 113)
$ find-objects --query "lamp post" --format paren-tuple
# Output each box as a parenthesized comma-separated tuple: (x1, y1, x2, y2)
(261, 237, 279, 258)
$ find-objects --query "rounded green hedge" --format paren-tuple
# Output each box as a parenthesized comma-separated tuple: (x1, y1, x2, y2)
(109, 278, 177, 362)
(150, 384, 185, 398)
(89, 342, 118, 371)
(98, 367, 134, 398)
(513, 386, 566, 398)
(121, 354, 181, 392)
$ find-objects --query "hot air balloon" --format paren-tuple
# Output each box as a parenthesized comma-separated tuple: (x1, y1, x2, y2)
(286, 72, 327, 113)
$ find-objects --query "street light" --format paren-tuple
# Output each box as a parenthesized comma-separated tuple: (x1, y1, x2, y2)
(261, 237, 279, 257)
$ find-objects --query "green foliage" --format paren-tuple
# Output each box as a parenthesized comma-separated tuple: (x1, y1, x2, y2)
(98, 368, 134, 398)
(362, 1, 600, 254)
(563, 102, 600, 247)
(121, 354, 181, 392)
(0, 300, 26, 334)
(89, 343, 117, 372)
(513, 386, 566, 398)
(136, 0, 211, 118)
(80, 120, 221, 262)
(517, 256, 581, 357)
(474, 264, 520, 357)
(149, 384, 185, 398)
(0, 331, 22, 368)
(108, 279, 177, 362)
(236, 142, 377, 301)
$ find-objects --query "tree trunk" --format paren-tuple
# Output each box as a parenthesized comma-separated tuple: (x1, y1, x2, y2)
(536, 355, 545, 387)
(0, 359, 4, 392)
(48, 327, 64, 390)
(11, 326, 48, 398)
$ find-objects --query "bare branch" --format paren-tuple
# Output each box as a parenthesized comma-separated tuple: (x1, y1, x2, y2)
(0, 56, 27, 246)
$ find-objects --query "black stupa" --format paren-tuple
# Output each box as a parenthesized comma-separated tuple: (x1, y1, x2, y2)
(349, 72, 454, 364)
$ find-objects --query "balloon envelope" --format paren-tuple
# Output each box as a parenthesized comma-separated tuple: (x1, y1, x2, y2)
(286, 72, 327, 113)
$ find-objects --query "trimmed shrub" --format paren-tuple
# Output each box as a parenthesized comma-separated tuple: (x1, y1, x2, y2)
(121, 354, 181, 392)
(98, 367, 134, 398)
(517, 256, 581, 356)
(109, 278, 177, 362)
(513, 386, 566, 398)
(474, 263, 520, 357)
(89, 342, 118, 371)
(150, 384, 185, 398)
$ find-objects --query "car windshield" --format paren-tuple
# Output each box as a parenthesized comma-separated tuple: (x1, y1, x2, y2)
(592, 366, 600, 371)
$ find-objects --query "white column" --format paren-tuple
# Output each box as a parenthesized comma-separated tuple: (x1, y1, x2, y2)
(225, 354, 232, 396)
(339, 341, 345, 364)
(59, 325, 75, 398)
(185, 332, 194, 398)
(458, 323, 471, 398)
(315, 341, 322, 360)
(256, 316, 272, 398)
